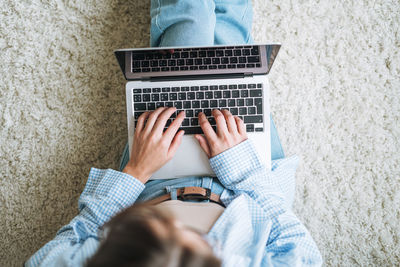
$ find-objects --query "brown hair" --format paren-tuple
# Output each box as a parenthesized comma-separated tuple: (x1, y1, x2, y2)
(86, 203, 221, 267)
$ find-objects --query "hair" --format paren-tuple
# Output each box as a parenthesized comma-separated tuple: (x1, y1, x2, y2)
(86, 203, 221, 267)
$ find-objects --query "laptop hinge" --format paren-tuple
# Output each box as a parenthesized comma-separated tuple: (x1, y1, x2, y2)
(145, 73, 253, 82)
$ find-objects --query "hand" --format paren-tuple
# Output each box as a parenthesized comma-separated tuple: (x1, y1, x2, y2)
(123, 107, 185, 183)
(194, 109, 248, 158)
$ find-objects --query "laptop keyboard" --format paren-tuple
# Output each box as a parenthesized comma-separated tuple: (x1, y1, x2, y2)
(133, 83, 264, 134)
(131, 46, 261, 73)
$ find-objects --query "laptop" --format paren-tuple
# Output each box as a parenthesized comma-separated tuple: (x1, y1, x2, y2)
(115, 44, 281, 179)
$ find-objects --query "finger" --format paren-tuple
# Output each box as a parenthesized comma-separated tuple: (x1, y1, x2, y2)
(221, 109, 237, 133)
(195, 134, 211, 158)
(167, 129, 185, 159)
(152, 107, 177, 134)
(135, 112, 150, 135)
(198, 112, 218, 141)
(235, 116, 247, 136)
(143, 107, 168, 134)
(213, 109, 228, 136)
(164, 111, 185, 142)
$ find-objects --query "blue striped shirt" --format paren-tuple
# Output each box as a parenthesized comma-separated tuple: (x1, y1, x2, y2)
(26, 140, 322, 266)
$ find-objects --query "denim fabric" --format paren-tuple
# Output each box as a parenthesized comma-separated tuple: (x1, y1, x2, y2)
(150, 0, 253, 47)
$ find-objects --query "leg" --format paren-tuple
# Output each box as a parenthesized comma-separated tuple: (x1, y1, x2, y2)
(213, 0, 253, 45)
(150, 0, 216, 47)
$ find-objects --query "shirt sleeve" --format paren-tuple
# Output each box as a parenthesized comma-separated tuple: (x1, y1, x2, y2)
(25, 168, 145, 267)
(209, 140, 323, 266)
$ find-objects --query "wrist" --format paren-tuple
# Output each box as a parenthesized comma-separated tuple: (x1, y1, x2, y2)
(123, 165, 150, 184)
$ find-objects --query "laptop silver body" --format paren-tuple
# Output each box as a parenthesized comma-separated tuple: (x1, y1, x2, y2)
(115, 44, 281, 179)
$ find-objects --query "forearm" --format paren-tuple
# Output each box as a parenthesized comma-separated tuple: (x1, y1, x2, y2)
(26, 168, 145, 266)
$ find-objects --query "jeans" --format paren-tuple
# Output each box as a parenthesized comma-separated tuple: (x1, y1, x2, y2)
(120, 0, 290, 204)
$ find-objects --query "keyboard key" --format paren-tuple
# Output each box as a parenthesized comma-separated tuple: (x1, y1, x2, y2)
(183, 101, 191, 109)
(156, 102, 164, 108)
(255, 98, 263, 114)
(251, 46, 259, 55)
(219, 85, 227, 90)
(195, 59, 203, 65)
(210, 85, 218, 90)
(190, 66, 198, 70)
(152, 94, 160, 101)
(190, 86, 200, 91)
(227, 65, 236, 69)
(162, 87, 170, 92)
(240, 90, 249, 97)
(181, 52, 189, 58)
(210, 100, 218, 108)
(232, 90, 240, 98)
(244, 115, 263, 123)
(152, 88, 161, 92)
(218, 65, 227, 69)
(239, 57, 247, 63)
(161, 93, 168, 101)
(238, 84, 247, 89)
(248, 107, 256, 114)
(147, 103, 155, 110)
(194, 109, 202, 117)
(229, 84, 237, 89)
(237, 99, 245, 106)
(250, 89, 262, 97)
(248, 84, 257, 88)
(185, 110, 194, 117)
(192, 101, 200, 108)
(186, 59, 194, 65)
(228, 99, 236, 107)
(243, 49, 250, 56)
(199, 66, 207, 70)
(172, 52, 180, 58)
(171, 67, 179, 71)
(159, 60, 167, 66)
(132, 68, 141, 73)
(199, 51, 207, 57)
(200, 86, 209, 91)
(255, 128, 263, 132)
(151, 67, 161, 72)
(237, 63, 246, 68)
(205, 91, 213, 99)
(246, 63, 255, 68)
(170, 93, 177, 100)
(257, 83, 262, 88)
(165, 102, 174, 107)
(204, 58, 212, 64)
(142, 68, 150, 72)
(180, 127, 203, 134)
(143, 88, 151, 93)
(246, 98, 253, 106)
(150, 60, 158, 67)
(134, 103, 147, 111)
(214, 91, 222, 98)
(204, 109, 212, 116)
(239, 107, 247, 115)
(133, 61, 141, 68)
(190, 51, 198, 58)
(178, 93, 186, 100)
(161, 67, 169, 71)
(247, 56, 260, 63)
(143, 94, 151, 102)
(182, 86, 190, 91)
(221, 57, 229, 64)
(208, 65, 217, 69)
(218, 99, 227, 107)
(246, 124, 254, 132)
(187, 92, 195, 100)
(225, 50, 233, 56)
(207, 51, 215, 57)
(182, 118, 190, 126)
(191, 118, 199, 126)
(223, 91, 231, 98)
(174, 101, 182, 109)
(201, 100, 209, 108)
(177, 59, 185, 66)
(171, 87, 179, 92)
(230, 57, 238, 63)
(196, 92, 204, 99)
(234, 50, 242, 56)
(180, 66, 189, 70)
(212, 58, 221, 65)
(230, 107, 238, 115)
(132, 53, 145, 60)
(216, 50, 224, 57)
(134, 111, 144, 119)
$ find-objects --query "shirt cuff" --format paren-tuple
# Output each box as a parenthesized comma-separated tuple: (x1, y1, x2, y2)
(209, 139, 265, 185)
(81, 168, 146, 210)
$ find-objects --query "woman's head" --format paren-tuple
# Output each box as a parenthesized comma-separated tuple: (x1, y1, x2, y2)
(86, 203, 221, 267)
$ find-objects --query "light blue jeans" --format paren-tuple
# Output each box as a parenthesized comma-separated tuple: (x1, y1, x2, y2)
(121, 0, 292, 206)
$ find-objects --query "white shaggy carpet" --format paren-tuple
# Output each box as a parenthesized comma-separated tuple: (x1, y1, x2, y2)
(1, 0, 399, 266)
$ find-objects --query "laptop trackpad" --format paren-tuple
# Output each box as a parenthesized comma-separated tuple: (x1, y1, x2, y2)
(172, 136, 214, 177)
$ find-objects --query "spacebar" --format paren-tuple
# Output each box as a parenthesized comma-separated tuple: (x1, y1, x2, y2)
(178, 126, 217, 134)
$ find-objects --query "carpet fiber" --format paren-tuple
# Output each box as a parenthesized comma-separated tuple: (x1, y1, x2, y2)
(1, 0, 399, 266)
